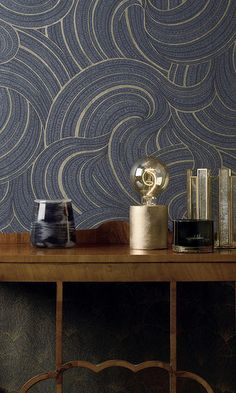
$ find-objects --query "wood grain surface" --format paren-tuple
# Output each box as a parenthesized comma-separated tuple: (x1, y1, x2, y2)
(0, 221, 236, 281)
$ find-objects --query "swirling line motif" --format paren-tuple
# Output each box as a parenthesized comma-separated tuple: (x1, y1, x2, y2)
(0, 0, 236, 232)
(0, 88, 43, 183)
(144, 0, 235, 62)
(0, 0, 75, 28)
(0, 21, 19, 64)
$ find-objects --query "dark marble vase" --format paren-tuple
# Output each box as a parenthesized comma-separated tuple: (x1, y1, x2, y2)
(30, 199, 76, 248)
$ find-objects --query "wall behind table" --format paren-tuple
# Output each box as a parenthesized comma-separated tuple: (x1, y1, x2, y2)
(0, 0, 236, 231)
(0, 1, 236, 393)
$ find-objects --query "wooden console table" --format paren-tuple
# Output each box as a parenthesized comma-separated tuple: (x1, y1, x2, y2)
(0, 225, 236, 393)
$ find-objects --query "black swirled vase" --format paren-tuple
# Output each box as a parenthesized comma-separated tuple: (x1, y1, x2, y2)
(30, 199, 76, 248)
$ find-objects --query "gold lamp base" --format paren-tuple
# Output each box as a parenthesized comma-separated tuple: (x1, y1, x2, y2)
(129, 205, 168, 250)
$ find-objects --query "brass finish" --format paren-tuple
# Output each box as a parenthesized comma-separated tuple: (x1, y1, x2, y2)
(232, 177, 236, 245)
(197, 168, 212, 219)
(218, 168, 231, 247)
(129, 205, 168, 249)
(19, 360, 216, 393)
(61, 359, 171, 372)
(19, 371, 56, 393)
(218, 168, 236, 248)
(187, 169, 197, 219)
(187, 169, 211, 220)
(187, 168, 236, 248)
(176, 371, 214, 393)
(18, 360, 170, 391)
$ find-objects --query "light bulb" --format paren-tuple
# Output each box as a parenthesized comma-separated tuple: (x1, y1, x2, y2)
(130, 157, 169, 205)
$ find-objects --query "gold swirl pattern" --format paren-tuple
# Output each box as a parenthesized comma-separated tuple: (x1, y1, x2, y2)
(0, 21, 19, 64)
(0, 0, 235, 233)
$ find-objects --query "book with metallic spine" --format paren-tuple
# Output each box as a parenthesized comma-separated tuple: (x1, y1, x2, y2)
(232, 176, 236, 246)
(218, 168, 236, 248)
(187, 168, 212, 220)
(187, 168, 236, 248)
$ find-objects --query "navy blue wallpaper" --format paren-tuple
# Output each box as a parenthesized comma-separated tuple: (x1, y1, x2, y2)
(0, 0, 236, 231)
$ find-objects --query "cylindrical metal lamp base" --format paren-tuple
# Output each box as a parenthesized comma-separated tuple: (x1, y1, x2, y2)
(129, 205, 168, 249)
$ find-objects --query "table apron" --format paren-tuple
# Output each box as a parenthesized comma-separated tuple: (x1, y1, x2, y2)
(0, 262, 236, 281)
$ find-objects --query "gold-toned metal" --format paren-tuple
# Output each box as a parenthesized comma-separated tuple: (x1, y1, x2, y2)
(187, 169, 211, 220)
(218, 168, 231, 247)
(19, 371, 56, 393)
(231, 176, 236, 246)
(176, 371, 214, 393)
(19, 359, 215, 393)
(217, 168, 236, 248)
(60, 359, 171, 373)
(186, 167, 236, 248)
(187, 169, 196, 219)
(129, 205, 168, 249)
(197, 169, 211, 219)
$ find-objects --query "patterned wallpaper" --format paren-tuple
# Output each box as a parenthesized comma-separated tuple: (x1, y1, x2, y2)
(0, 2, 236, 392)
(0, 0, 236, 232)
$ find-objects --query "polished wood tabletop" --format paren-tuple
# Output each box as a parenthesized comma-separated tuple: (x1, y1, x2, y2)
(0, 238, 236, 282)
